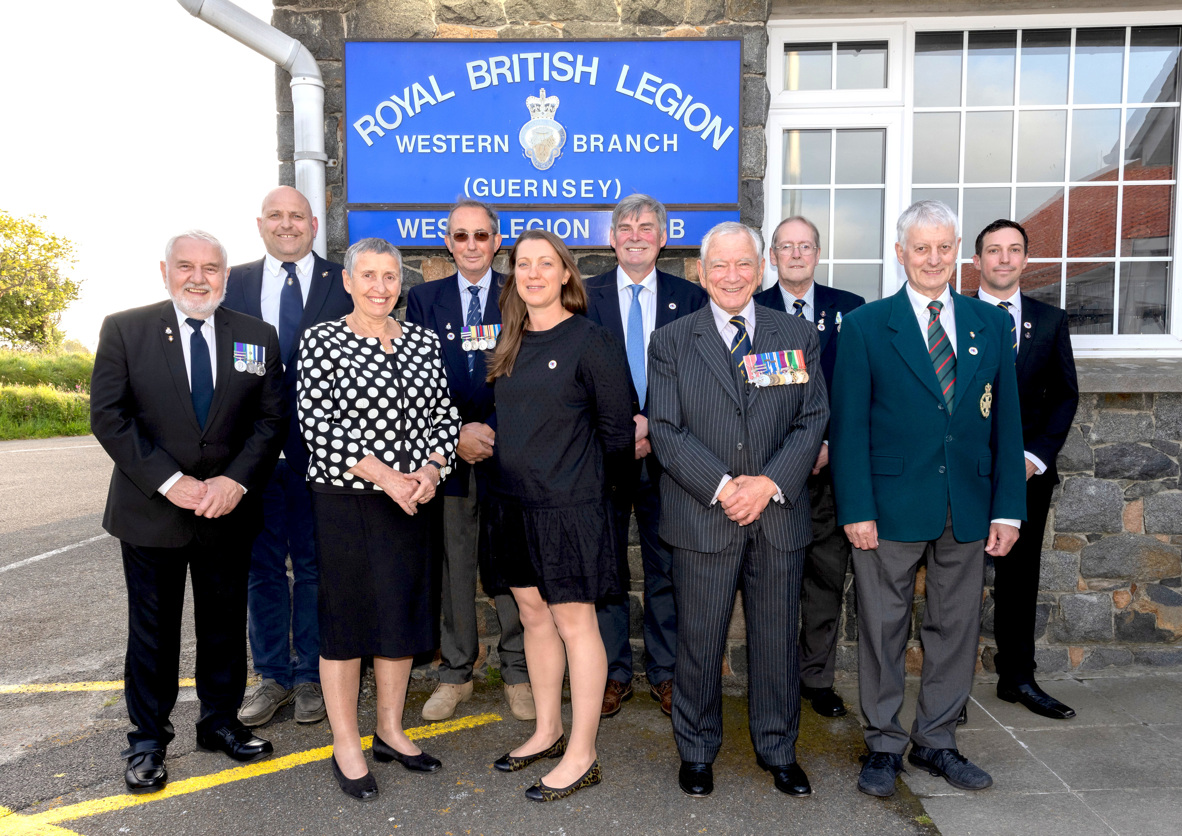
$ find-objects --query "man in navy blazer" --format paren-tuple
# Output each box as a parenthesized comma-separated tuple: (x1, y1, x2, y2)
(972, 219, 1079, 721)
(830, 201, 1027, 798)
(405, 200, 532, 723)
(585, 194, 707, 719)
(754, 215, 864, 719)
(222, 186, 352, 728)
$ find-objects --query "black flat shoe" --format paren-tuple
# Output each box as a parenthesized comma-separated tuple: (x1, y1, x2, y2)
(331, 755, 378, 802)
(524, 759, 601, 802)
(801, 685, 848, 718)
(493, 735, 566, 772)
(678, 761, 713, 797)
(195, 725, 273, 763)
(764, 761, 812, 796)
(997, 680, 1076, 720)
(372, 732, 441, 772)
(124, 750, 167, 794)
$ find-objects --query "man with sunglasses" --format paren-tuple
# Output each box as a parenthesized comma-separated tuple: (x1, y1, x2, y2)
(406, 200, 533, 723)
(754, 216, 864, 719)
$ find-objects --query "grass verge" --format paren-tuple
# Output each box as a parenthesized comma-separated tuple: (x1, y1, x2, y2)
(0, 383, 90, 440)
(0, 348, 93, 392)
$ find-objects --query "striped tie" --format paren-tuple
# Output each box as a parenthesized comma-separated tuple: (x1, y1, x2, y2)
(998, 300, 1018, 359)
(927, 301, 956, 411)
(793, 299, 806, 318)
(729, 315, 752, 380)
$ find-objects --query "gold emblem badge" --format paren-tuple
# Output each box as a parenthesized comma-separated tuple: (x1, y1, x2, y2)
(980, 383, 993, 418)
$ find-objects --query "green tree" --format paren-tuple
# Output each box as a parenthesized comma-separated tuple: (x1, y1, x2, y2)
(0, 211, 81, 350)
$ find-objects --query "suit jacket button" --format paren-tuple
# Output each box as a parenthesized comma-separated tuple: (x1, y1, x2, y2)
(945, 434, 953, 442)
(938, 404, 945, 410)
(737, 442, 743, 450)
(200, 442, 208, 448)
(938, 465, 946, 474)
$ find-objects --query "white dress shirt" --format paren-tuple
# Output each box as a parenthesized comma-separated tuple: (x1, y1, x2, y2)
(458, 267, 493, 318)
(261, 251, 314, 329)
(616, 267, 658, 372)
(779, 281, 816, 321)
(159, 308, 218, 496)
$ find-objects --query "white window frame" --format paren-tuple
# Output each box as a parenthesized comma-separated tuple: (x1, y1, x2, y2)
(767, 10, 1182, 357)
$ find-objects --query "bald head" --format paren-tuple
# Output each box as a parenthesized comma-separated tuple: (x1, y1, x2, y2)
(257, 186, 317, 261)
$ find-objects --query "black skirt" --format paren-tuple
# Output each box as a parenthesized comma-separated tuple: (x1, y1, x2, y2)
(312, 490, 437, 660)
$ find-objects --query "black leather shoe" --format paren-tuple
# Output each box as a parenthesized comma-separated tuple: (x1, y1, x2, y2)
(908, 746, 992, 790)
(858, 751, 904, 797)
(997, 680, 1076, 720)
(957, 704, 968, 726)
(801, 685, 848, 717)
(196, 725, 274, 762)
(372, 732, 441, 772)
(764, 761, 812, 796)
(124, 750, 167, 794)
(678, 761, 713, 797)
(331, 755, 378, 802)
(493, 735, 566, 772)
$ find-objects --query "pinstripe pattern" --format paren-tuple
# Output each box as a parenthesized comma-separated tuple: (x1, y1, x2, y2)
(926, 301, 956, 410)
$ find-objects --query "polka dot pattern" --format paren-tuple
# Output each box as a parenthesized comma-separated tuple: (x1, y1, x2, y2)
(297, 318, 460, 490)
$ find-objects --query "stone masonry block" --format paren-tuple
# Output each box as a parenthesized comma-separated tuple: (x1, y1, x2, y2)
(1133, 647, 1182, 666)
(1145, 492, 1182, 534)
(1054, 592, 1113, 642)
(438, 0, 506, 27)
(1039, 550, 1080, 591)
(1114, 608, 1171, 642)
(1089, 410, 1154, 444)
(726, 0, 770, 22)
(1078, 647, 1135, 670)
(740, 127, 766, 178)
(345, 0, 435, 39)
(1054, 477, 1124, 533)
(1056, 427, 1093, 474)
(688, 0, 728, 25)
(1096, 393, 1152, 410)
(506, 0, 619, 22)
(1155, 392, 1182, 442)
(622, 0, 684, 26)
(741, 76, 770, 127)
(740, 179, 765, 227)
(273, 8, 346, 61)
(1080, 534, 1180, 579)
(1094, 443, 1178, 481)
(708, 24, 769, 75)
(1033, 646, 1070, 672)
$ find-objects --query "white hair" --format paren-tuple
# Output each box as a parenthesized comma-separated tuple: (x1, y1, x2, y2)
(164, 230, 228, 266)
(897, 200, 960, 246)
(344, 237, 402, 275)
(700, 221, 763, 262)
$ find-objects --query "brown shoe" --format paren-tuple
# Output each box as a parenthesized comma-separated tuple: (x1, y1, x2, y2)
(601, 678, 633, 718)
(650, 680, 673, 716)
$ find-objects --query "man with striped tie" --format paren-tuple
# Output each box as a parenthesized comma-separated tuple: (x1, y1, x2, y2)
(829, 200, 1026, 798)
(648, 222, 828, 798)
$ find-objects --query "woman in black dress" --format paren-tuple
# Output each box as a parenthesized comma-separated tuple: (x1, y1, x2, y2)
(298, 238, 459, 801)
(485, 229, 634, 802)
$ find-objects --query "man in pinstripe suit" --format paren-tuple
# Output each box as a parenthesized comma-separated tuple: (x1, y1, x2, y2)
(648, 222, 829, 798)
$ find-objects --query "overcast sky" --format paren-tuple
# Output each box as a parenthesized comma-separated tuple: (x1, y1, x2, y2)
(1, 0, 278, 348)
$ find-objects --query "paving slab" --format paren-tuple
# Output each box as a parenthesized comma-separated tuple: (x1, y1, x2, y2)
(918, 790, 1116, 836)
(1077, 788, 1182, 836)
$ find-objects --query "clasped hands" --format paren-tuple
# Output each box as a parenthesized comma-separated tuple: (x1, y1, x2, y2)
(376, 463, 442, 516)
(165, 475, 244, 518)
(718, 474, 778, 527)
(457, 422, 495, 464)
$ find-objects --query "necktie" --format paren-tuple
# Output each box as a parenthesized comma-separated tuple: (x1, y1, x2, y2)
(278, 261, 303, 362)
(998, 300, 1018, 359)
(465, 285, 482, 375)
(729, 315, 752, 381)
(927, 301, 956, 411)
(626, 284, 647, 408)
(186, 317, 214, 428)
(793, 299, 806, 319)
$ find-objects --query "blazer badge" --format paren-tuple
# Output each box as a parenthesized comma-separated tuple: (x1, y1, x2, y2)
(745, 349, 809, 387)
(980, 383, 993, 418)
(234, 342, 267, 375)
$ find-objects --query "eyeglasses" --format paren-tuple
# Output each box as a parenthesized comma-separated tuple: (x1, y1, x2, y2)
(773, 242, 816, 255)
(450, 230, 492, 243)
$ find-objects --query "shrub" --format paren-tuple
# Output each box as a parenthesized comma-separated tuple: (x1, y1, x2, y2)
(0, 348, 93, 392)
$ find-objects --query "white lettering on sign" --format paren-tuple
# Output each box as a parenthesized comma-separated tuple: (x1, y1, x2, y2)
(393, 134, 511, 153)
(465, 178, 621, 201)
(351, 74, 457, 146)
(396, 217, 449, 239)
(467, 52, 599, 89)
(614, 64, 735, 150)
(508, 217, 592, 240)
(571, 134, 679, 154)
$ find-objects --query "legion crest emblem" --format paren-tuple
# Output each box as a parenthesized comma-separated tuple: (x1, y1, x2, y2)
(519, 88, 567, 171)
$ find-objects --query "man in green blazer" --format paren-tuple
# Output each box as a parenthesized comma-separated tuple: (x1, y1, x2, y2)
(830, 200, 1026, 799)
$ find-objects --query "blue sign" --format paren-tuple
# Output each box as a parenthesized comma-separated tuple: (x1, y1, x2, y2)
(343, 39, 742, 211)
(349, 209, 739, 248)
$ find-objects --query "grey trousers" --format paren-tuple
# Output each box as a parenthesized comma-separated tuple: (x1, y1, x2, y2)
(798, 472, 852, 689)
(852, 511, 984, 753)
(437, 470, 528, 685)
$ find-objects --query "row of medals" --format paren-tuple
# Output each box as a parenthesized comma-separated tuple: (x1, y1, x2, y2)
(234, 359, 267, 376)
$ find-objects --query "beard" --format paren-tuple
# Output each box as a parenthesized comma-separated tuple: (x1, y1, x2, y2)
(170, 283, 226, 319)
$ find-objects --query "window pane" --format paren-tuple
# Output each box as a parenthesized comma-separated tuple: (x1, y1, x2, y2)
(836, 129, 886, 184)
(831, 263, 882, 301)
(785, 43, 831, 91)
(1122, 184, 1173, 256)
(782, 190, 831, 252)
(912, 188, 959, 214)
(1067, 185, 1118, 257)
(1125, 107, 1177, 179)
(916, 32, 963, 107)
(967, 30, 1016, 106)
(1074, 28, 1125, 105)
(783, 130, 831, 186)
(1119, 261, 1170, 333)
(833, 189, 884, 259)
(1018, 110, 1067, 182)
(1066, 262, 1115, 334)
(1021, 29, 1071, 106)
(913, 113, 961, 183)
(962, 187, 1012, 258)
(1017, 186, 1065, 258)
(965, 112, 1014, 183)
(837, 41, 888, 89)
(1128, 27, 1181, 104)
(1070, 109, 1121, 181)
(1023, 262, 1065, 309)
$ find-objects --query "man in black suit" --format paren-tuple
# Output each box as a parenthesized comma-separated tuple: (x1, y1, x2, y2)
(222, 186, 352, 728)
(754, 215, 864, 719)
(648, 222, 828, 798)
(972, 218, 1079, 720)
(585, 194, 707, 719)
(405, 199, 532, 723)
(91, 231, 286, 794)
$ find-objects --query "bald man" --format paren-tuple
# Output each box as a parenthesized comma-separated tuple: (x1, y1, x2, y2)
(223, 186, 353, 727)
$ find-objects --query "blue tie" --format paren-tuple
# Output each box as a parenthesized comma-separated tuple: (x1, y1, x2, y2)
(998, 300, 1018, 359)
(626, 284, 647, 408)
(729, 315, 752, 380)
(186, 318, 214, 428)
(278, 261, 303, 362)
(465, 285, 482, 375)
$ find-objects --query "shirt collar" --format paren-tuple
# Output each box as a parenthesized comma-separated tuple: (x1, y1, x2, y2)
(780, 280, 815, 312)
(616, 266, 658, 295)
(710, 298, 757, 333)
(906, 281, 954, 318)
(977, 287, 1021, 314)
(264, 251, 315, 278)
(457, 268, 493, 295)
(173, 303, 215, 331)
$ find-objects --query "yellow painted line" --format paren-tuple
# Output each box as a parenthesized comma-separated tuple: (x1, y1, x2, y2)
(0, 678, 221, 694)
(0, 807, 82, 836)
(5, 713, 501, 831)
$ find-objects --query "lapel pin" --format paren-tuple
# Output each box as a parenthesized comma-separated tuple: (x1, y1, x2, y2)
(969, 346, 979, 355)
(446, 322, 452, 330)
(817, 321, 825, 331)
(548, 360, 557, 369)
(836, 311, 843, 332)
(668, 302, 677, 310)
(1023, 321, 1032, 330)
(969, 331, 975, 338)
(1025, 332, 1032, 339)
(322, 271, 329, 278)
(447, 332, 455, 340)
(167, 336, 174, 342)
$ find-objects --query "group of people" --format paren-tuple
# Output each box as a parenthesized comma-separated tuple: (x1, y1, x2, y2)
(90, 186, 1078, 806)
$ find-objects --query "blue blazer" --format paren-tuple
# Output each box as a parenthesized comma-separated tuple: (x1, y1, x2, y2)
(223, 254, 352, 475)
(405, 271, 506, 497)
(829, 285, 1027, 543)
(754, 281, 865, 395)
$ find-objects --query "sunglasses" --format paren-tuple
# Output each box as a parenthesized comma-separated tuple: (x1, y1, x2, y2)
(450, 230, 492, 243)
